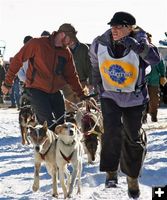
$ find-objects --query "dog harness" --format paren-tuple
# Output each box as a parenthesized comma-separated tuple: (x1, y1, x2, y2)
(38, 130, 56, 160)
(81, 113, 103, 136)
(60, 150, 74, 163)
(39, 143, 52, 160)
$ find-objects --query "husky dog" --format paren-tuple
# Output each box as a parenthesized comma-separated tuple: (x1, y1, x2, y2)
(81, 111, 103, 164)
(28, 121, 58, 197)
(19, 105, 36, 145)
(55, 122, 83, 199)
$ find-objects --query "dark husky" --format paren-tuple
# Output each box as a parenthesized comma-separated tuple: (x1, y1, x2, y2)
(19, 105, 36, 145)
(81, 111, 103, 163)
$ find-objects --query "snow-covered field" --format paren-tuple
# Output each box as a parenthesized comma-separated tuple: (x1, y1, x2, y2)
(0, 106, 167, 200)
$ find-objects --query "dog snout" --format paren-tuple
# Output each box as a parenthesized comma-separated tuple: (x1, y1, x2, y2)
(92, 155, 95, 161)
(35, 145, 40, 152)
(69, 130, 74, 136)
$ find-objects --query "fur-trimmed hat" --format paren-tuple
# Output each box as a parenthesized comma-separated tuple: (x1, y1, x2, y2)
(108, 11, 136, 26)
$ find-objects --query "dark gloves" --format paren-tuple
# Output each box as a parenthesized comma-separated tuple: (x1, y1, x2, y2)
(121, 36, 145, 54)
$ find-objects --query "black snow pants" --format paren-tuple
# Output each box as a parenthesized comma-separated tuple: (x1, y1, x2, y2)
(100, 98, 147, 178)
(28, 88, 65, 131)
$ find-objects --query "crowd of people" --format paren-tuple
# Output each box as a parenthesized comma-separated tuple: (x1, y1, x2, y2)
(0, 11, 167, 199)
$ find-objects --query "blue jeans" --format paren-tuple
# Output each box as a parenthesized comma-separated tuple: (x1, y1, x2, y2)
(10, 77, 21, 107)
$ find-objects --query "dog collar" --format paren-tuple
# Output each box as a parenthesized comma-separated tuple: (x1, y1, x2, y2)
(60, 139, 75, 146)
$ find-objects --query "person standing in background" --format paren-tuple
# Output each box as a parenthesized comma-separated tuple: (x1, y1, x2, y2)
(17, 36, 33, 83)
(0, 58, 6, 103)
(89, 11, 160, 199)
(17, 35, 33, 106)
(142, 33, 167, 122)
(59, 24, 92, 110)
(8, 75, 21, 109)
(41, 30, 50, 37)
(8, 57, 21, 109)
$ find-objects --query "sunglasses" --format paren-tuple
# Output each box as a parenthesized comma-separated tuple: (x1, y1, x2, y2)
(111, 25, 128, 29)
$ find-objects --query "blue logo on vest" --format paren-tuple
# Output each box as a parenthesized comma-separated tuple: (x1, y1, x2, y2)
(105, 64, 132, 84)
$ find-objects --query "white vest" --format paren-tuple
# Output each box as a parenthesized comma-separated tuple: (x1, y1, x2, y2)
(98, 44, 140, 93)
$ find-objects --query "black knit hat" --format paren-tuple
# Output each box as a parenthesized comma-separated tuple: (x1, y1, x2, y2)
(41, 30, 50, 36)
(107, 11, 136, 26)
(23, 35, 33, 44)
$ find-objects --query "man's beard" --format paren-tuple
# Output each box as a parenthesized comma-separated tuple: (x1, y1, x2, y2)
(61, 37, 68, 48)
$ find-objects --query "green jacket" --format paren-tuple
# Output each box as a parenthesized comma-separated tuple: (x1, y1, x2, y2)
(147, 60, 166, 86)
(71, 41, 92, 84)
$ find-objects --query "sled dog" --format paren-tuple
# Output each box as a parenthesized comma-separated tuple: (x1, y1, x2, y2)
(55, 122, 83, 199)
(81, 111, 103, 163)
(28, 121, 58, 197)
(19, 105, 36, 145)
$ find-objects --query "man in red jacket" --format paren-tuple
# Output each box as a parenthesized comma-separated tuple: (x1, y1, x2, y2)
(1, 25, 86, 130)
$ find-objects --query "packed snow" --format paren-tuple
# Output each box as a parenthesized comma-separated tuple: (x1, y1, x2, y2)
(0, 105, 167, 200)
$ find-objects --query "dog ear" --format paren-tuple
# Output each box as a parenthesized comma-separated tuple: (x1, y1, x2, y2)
(27, 125, 34, 133)
(32, 114, 36, 121)
(43, 121, 48, 130)
(54, 124, 63, 134)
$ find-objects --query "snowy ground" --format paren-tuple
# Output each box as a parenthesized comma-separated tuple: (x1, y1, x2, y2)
(0, 105, 167, 200)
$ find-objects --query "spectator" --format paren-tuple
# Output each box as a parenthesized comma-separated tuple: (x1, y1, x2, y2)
(8, 76, 21, 109)
(0, 58, 6, 103)
(142, 33, 167, 122)
(89, 11, 160, 198)
(1, 26, 87, 130)
(17, 36, 33, 107)
(41, 30, 50, 37)
(8, 57, 21, 109)
(18, 36, 33, 83)
(59, 24, 92, 109)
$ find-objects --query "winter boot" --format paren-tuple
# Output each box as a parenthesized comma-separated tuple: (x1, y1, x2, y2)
(127, 176, 140, 199)
(105, 171, 118, 188)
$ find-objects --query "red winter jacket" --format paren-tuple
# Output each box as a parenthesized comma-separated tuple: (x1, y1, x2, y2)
(5, 33, 84, 96)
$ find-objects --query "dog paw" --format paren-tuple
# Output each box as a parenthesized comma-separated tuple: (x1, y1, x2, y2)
(64, 193, 69, 199)
(32, 184, 39, 192)
(67, 192, 73, 198)
(52, 193, 58, 198)
(77, 188, 81, 194)
(22, 140, 25, 145)
(26, 140, 30, 145)
(88, 161, 94, 165)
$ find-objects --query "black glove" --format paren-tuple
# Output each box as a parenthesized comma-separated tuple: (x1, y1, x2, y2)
(121, 36, 144, 54)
